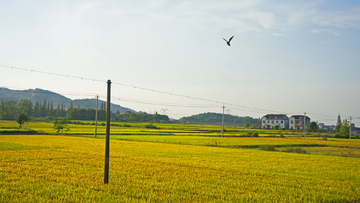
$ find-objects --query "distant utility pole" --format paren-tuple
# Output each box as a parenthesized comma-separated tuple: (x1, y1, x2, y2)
(95, 95, 98, 138)
(349, 116, 352, 139)
(104, 80, 111, 184)
(221, 106, 225, 138)
(160, 109, 168, 115)
(226, 108, 231, 115)
(303, 112, 306, 139)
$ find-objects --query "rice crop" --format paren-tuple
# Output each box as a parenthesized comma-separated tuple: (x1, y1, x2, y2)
(0, 135, 359, 202)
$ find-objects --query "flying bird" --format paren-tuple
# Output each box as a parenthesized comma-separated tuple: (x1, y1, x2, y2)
(223, 36, 234, 46)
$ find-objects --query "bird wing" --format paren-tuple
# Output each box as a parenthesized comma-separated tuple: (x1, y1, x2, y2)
(223, 38, 228, 42)
(228, 36, 234, 42)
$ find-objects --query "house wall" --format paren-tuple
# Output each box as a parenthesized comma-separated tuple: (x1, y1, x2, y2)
(289, 117, 310, 130)
(261, 117, 289, 129)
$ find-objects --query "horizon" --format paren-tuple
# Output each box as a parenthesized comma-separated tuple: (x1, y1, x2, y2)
(1, 86, 357, 127)
(1, 0, 359, 126)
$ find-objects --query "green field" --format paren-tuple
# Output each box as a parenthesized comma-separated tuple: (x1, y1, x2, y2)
(1, 120, 360, 202)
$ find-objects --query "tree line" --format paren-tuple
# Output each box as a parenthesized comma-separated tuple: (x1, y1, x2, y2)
(0, 99, 108, 120)
(0, 99, 169, 123)
(116, 112, 170, 123)
(179, 112, 260, 126)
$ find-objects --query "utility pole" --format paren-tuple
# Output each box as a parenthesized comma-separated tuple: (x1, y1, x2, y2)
(160, 109, 168, 115)
(226, 108, 231, 115)
(95, 95, 98, 138)
(104, 80, 111, 184)
(221, 106, 225, 138)
(349, 116, 352, 139)
(303, 112, 306, 139)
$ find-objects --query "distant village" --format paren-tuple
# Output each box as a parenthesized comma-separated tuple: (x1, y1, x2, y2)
(261, 114, 360, 135)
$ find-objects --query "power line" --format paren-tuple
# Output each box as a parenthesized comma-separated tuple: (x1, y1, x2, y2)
(1, 64, 356, 121)
(1, 64, 282, 114)
(0, 65, 104, 83)
(111, 96, 220, 108)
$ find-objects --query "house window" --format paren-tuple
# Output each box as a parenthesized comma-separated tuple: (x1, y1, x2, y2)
(263, 120, 265, 123)
(291, 121, 294, 124)
(267, 121, 269, 123)
(281, 121, 283, 124)
(272, 121, 274, 124)
(276, 121, 278, 124)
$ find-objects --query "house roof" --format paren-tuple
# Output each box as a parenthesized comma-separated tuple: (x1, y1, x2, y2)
(290, 115, 310, 120)
(262, 114, 288, 120)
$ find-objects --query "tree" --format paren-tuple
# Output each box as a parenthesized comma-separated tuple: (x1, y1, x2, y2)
(3, 100, 17, 120)
(40, 98, 47, 117)
(47, 102, 50, 116)
(339, 119, 350, 138)
(49, 101, 54, 116)
(0, 100, 4, 119)
(17, 99, 33, 117)
(33, 101, 40, 117)
(335, 114, 342, 131)
(53, 120, 70, 134)
(60, 103, 65, 117)
(307, 121, 318, 132)
(16, 112, 28, 128)
(97, 109, 106, 120)
(56, 104, 61, 117)
(251, 123, 259, 129)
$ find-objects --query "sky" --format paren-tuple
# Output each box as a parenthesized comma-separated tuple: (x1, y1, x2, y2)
(1, 0, 360, 126)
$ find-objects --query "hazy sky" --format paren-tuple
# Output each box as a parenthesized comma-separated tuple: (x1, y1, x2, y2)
(1, 0, 360, 126)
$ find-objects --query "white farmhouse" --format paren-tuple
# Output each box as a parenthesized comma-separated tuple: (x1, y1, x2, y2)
(289, 115, 310, 130)
(261, 114, 289, 129)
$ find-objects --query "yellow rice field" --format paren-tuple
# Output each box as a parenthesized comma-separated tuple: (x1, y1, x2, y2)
(1, 134, 359, 202)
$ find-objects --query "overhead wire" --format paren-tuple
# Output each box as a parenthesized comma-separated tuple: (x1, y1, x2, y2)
(1, 64, 354, 122)
(111, 96, 220, 108)
(1, 64, 281, 113)
(0, 65, 104, 83)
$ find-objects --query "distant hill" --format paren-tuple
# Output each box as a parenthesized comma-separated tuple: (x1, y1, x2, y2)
(0, 87, 135, 113)
(179, 112, 260, 126)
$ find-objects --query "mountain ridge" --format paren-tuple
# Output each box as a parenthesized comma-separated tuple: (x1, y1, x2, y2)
(0, 87, 135, 113)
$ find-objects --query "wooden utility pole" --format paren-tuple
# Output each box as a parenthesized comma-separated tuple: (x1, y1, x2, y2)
(95, 95, 98, 138)
(221, 106, 225, 138)
(104, 80, 111, 184)
(303, 112, 306, 139)
(349, 116, 352, 139)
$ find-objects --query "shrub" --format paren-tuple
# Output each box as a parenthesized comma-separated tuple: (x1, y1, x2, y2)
(259, 145, 276, 151)
(144, 122, 158, 129)
(247, 132, 259, 137)
(334, 134, 346, 138)
(252, 132, 259, 137)
(45, 116, 56, 121)
(282, 147, 307, 154)
(53, 120, 70, 134)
